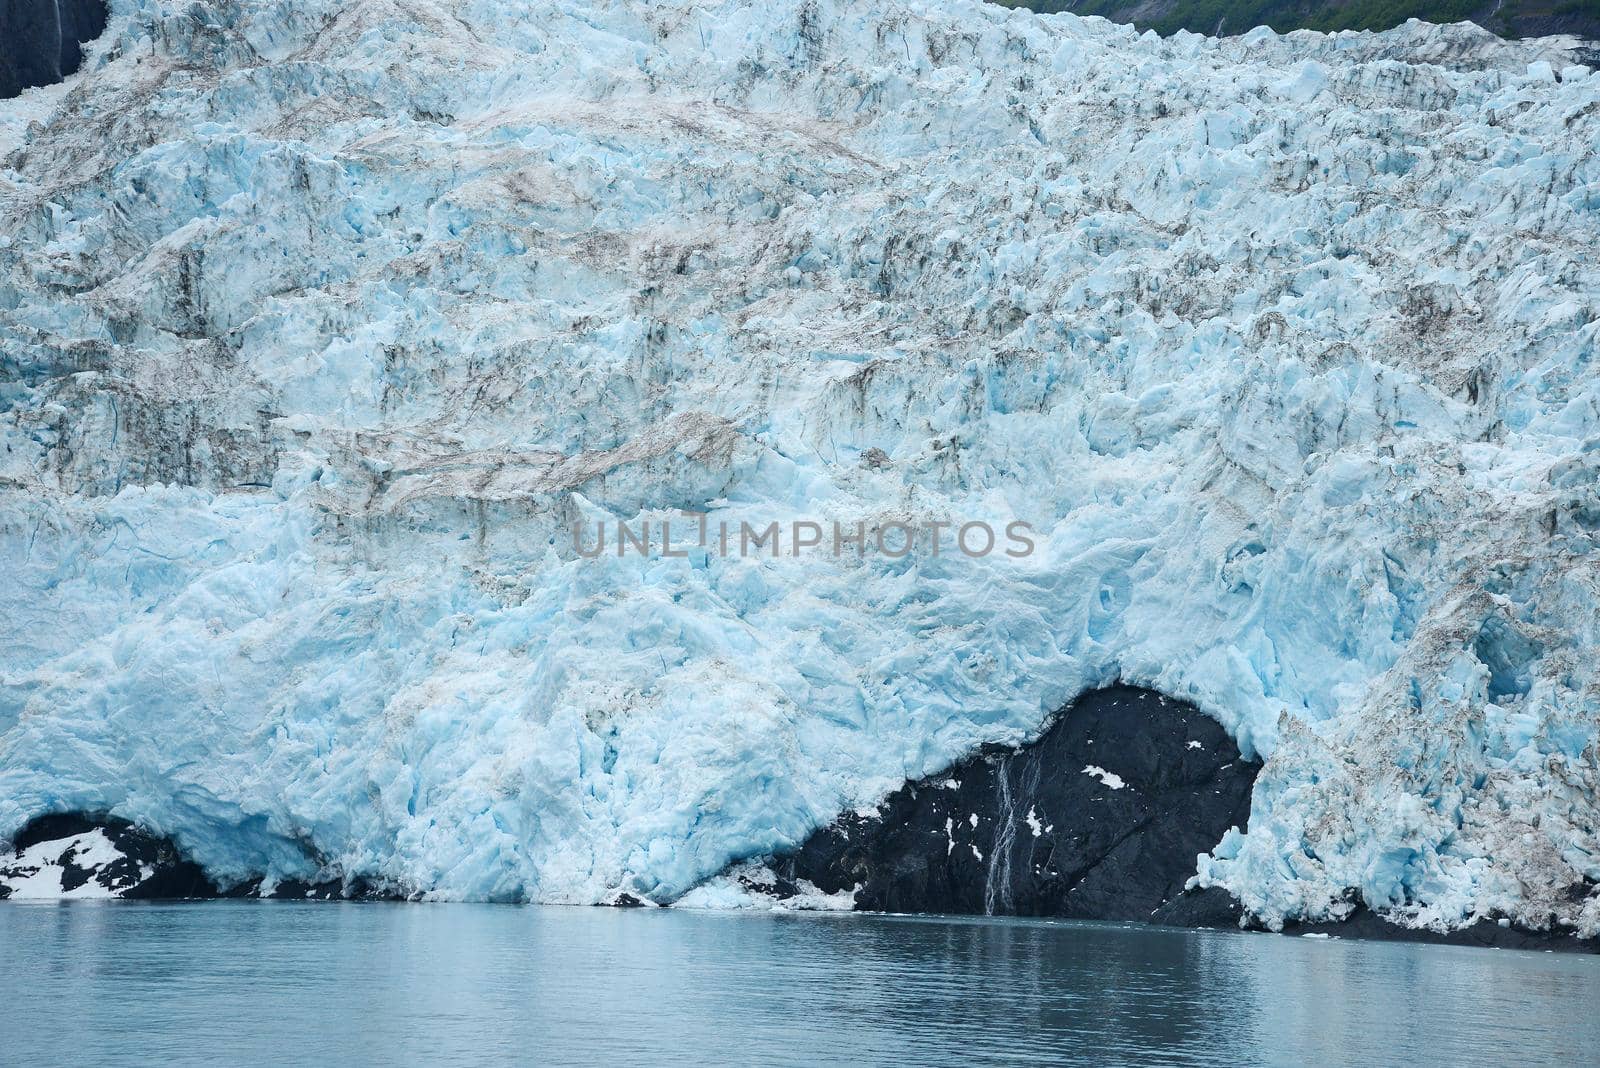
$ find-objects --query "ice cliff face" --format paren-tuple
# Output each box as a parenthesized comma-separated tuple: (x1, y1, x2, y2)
(1, 0, 1597, 933)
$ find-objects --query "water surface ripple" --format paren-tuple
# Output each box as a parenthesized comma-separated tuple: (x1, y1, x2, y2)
(2, 903, 1596, 1065)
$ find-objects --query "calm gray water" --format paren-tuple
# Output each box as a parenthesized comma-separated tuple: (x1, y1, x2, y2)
(1, 903, 1596, 1066)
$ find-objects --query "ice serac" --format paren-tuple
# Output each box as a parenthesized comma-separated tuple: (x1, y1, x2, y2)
(0, 1, 1598, 937)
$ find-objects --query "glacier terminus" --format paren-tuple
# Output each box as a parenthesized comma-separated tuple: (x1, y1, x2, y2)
(0, 0, 1598, 942)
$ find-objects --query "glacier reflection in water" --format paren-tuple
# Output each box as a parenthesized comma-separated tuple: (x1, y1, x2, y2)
(1, 903, 1596, 1065)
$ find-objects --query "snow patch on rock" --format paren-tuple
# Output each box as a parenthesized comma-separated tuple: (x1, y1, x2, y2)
(1083, 765, 1127, 791)
(0, 830, 145, 899)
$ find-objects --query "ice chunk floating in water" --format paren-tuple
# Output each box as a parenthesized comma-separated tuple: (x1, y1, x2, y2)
(1, 0, 1598, 938)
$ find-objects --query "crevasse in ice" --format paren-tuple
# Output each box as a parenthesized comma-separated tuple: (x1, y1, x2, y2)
(1, 0, 1597, 933)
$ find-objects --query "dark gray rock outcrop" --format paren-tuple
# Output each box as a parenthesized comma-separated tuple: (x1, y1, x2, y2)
(721, 685, 1597, 952)
(0, 813, 217, 898)
(764, 686, 1262, 920)
(1002, 1, 1600, 44)
(1, 0, 109, 99)
(1150, 885, 1600, 953)
(0, 812, 386, 900)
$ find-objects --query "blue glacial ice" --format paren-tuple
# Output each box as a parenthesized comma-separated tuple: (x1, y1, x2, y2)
(0, 0, 1597, 933)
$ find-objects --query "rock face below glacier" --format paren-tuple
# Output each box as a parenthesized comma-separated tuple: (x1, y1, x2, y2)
(0, 813, 385, 900)
(0, 0, 108, 99)
(1150, 885, 1600, 952)
(761, 687, 1260, 919)
(0, 813, 216, 899)
(686, 684, 1597, 950)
